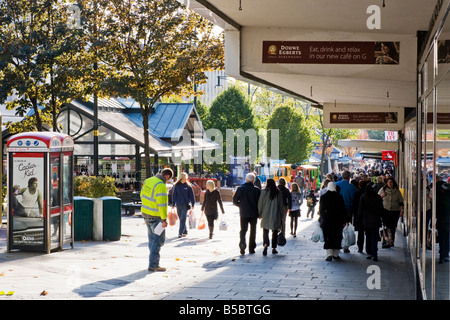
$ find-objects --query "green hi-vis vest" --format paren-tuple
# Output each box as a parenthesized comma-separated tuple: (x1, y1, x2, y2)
(140, 176, 168, 220)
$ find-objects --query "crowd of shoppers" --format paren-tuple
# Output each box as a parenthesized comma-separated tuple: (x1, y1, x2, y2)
(142, 162, 450, 271)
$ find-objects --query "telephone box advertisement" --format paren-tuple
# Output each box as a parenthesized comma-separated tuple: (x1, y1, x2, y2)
(11, 153, 45, 247)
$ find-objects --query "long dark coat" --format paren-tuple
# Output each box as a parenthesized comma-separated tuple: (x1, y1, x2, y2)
(319, 191, 349, 249)
(201, 189, 225, 219)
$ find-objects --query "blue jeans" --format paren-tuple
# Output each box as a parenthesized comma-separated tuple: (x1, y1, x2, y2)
(144, 217, 165, 268)
(176, 204, 189, 236)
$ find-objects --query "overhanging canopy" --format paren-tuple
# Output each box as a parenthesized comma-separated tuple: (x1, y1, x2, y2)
(183, 0, 438, 111)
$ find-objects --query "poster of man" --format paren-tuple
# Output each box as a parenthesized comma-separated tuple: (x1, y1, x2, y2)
(13, 177, 43, 217)
(11, 155, 45, 246)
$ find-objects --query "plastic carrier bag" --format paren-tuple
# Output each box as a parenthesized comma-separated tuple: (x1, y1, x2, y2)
(188, 209, 196, 229)
(168, 208, 178, 226)
(311, 221, 324, 243)
(219, 217, 228, 231)
(342, 223, 356, 247)
(198, 211, 206, 230)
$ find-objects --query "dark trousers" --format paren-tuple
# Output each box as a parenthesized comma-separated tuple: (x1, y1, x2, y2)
(438, 228, 450, 261)
(206, 214, 215, 235)
(357, 230, 367, 252)
(365, 228, 379, 258)
(383, 210, 400, 243)
(263, 229, 278, 248)
(240, 216, 257, 252)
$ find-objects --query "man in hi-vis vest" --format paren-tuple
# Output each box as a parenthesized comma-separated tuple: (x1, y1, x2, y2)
(141, 168, 173, 272)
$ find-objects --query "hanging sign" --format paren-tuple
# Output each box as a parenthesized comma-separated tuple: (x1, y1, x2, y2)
(382, 150, 396, 161)
(330, 112, 398, 124)
(262, 41, 400, 64)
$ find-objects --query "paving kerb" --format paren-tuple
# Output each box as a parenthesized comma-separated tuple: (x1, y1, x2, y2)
(0, 199, 415, 300)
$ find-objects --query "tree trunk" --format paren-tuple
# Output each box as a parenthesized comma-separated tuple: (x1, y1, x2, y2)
(30, 96, 43, 131)
(320, 133, 330, 179)
(143, 111, 151, 178)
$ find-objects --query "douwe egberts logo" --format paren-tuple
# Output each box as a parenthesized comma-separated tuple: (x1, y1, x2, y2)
(268, 45, 278, 55)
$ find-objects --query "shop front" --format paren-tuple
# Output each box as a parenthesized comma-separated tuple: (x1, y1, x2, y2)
(404, 1, 450, 299)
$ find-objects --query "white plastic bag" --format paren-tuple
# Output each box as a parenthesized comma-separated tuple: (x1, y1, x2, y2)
(342, 223, 356, 247)
(311, 221, 324, 243)
(219, 218, 228, 231)
(188, 209, 196, 229)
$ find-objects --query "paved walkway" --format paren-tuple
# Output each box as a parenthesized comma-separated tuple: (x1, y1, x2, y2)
(0, 200, 415, 301)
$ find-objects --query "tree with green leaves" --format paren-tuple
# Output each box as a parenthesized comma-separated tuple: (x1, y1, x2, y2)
(95, 0, 223, 177)
(206, 86, 257, 170)
(0, 0, 91, 132)
(266, 104, 313, 164)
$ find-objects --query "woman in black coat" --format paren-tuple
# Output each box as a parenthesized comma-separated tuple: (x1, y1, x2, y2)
(319, 182, 349, 261)
(359, 183, 384, 261)
(201, 180, 225, 239)
(353, 180, 368, 253)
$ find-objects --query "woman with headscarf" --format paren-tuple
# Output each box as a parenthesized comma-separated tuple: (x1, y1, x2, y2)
(319, 182, 350, 261)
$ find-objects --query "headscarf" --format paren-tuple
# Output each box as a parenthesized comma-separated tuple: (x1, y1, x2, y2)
(327, 182, 337, 192)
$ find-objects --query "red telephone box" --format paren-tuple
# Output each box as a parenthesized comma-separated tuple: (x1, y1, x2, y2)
(7, 132, 74, 253)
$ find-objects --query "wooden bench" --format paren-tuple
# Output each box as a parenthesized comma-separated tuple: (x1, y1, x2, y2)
(122, 202, 141, 215)
(122, 191, 142, 215)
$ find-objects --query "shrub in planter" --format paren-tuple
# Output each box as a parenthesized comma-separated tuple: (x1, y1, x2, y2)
(74, 176, 118, 198)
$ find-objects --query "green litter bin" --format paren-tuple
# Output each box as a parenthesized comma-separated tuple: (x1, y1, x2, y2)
(74, 196, 94, 241)
(100, 196, 122, 241)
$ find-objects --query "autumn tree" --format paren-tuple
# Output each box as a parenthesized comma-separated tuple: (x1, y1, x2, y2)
(0, 0, 91, 132)
(96, 0, 223, 177)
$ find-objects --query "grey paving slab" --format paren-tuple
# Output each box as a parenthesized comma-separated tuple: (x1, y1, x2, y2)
(0, 200, 416, 301)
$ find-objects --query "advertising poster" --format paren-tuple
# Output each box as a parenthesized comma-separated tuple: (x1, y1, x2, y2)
(329, 112, 398, 124)
(262, 41, 400, 64)
(11, 153, 45, 247)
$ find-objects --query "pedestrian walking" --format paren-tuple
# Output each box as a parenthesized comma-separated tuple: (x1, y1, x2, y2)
(141, 168, 173, 272)
(258, 179, 284, 255)
(436, 181, 450, 264)
(319, 182, 349, 261)
(253, 171, 262, 189)
(378, 177, 404, 245)
(336, 170, 358, 253)
(289, 182, 303, 237)
(294, 172, 306, 197)
(171, 172, 196, 238)
(353, 180, 368, 253)
(201, 180, 225, 239)
(233, 173, 261, 255)
(359, 182, 384, 261)
(277, 177, 292, 235)
(306, 189, 317, 218)
(319, 178, 331, 198)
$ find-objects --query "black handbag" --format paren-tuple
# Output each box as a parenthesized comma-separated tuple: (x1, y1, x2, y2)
(277, 231, 287, 246)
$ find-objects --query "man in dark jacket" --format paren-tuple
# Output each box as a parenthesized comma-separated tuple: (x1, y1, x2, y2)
(233, 173, 261, 254)
(359, 183, 383, 261)
(277, 178, 292, 235)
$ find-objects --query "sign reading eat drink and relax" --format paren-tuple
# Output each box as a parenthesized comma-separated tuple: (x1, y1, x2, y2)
(262, 41, 400, 64)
